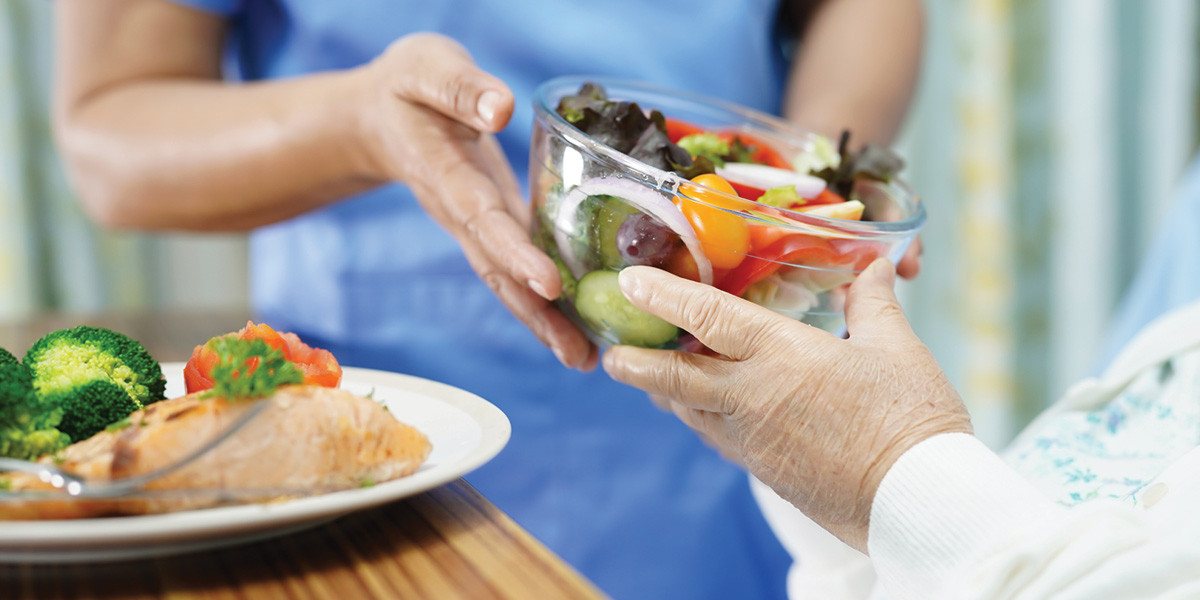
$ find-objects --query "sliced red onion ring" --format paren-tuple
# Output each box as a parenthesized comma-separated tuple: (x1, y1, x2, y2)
(716, 162, 827, 199)
(553, 176, 714, 285)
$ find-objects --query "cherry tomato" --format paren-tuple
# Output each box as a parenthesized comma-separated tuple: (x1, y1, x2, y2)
(675, 174, 750, 270)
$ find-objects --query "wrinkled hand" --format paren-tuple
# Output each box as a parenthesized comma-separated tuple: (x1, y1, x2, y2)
(602, 259, 970, 552)
(355, 33, 596, 369)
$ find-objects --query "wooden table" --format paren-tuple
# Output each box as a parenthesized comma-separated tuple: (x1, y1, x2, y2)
(0, 311, 608, 600)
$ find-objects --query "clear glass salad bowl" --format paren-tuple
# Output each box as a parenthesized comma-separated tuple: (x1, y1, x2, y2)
(529, 75, 925, 349)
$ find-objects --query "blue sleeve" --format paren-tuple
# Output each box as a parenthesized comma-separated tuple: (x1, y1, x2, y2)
(1095, 153, 1200, 370)
(164, 0, 242, 16)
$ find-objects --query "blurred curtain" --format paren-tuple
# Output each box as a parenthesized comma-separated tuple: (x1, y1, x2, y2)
(900, 0, 1199, 447)
(0, 0, 247, 325)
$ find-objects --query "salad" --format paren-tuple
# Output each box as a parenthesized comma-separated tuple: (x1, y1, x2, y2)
(530, 80, 920, 349)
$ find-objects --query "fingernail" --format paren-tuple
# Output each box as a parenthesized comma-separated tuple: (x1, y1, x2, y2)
(868, 259, 896, 285)
(600, 348, 618, 372)
(528, 278, 552, 300)
(618, 268, 643, 301)
(477, 90, 501, 124)
(552, 345, 570, 367)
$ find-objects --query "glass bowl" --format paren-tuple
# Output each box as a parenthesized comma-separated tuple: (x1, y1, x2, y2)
(529, 75, 925, 349)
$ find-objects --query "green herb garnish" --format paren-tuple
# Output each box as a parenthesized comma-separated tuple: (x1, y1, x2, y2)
(202, 337, 303, 401)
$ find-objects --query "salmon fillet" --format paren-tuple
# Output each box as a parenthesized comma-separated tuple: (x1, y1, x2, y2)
(0, 385, 431, 520)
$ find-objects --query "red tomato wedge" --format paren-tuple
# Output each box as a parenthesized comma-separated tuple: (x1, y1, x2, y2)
(719, 235, 842, 298)
(717, 132, 791, 170)
(719, 235, 887, 299)
(728, 180, 767, 201)
(664, 118, 791, 170)
(806, 189, 847, 206)
(183, 321, 343, 394)
(665, 118, 704, 144)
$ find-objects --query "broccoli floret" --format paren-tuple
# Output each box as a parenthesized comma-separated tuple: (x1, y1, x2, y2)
(0, 352, 71, 460)
(23, 326, 167, 442)
(0, 347, 18, 368)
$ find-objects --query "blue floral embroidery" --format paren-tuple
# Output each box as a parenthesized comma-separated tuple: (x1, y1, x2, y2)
(1003, 351, 1200, 507)
(1105, 409, 1125, 434)
(1064, 467, 1096, 484)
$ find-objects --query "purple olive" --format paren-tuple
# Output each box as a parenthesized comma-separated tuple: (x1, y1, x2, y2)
(616, 213, 680, 266)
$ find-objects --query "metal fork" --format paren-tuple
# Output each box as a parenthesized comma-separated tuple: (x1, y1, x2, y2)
(0, 399, 269, 499)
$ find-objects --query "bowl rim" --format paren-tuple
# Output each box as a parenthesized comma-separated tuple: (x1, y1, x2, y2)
(532, 75, 926, 238)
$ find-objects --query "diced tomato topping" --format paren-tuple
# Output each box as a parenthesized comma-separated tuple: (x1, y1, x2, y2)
(182, 345, 217, 393)
(279, 331, 343, 388)
(238, 321, 292, 360)
(183, 321, 343, 394)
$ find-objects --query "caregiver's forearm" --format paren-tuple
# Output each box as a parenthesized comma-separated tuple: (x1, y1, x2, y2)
(54, 0, 380, 231)
(56, 76, 380, 231)
(784, 0, 925, 147)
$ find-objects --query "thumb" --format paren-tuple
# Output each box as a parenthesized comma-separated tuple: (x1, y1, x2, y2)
(843, 259, 916, 343)
(385, 33, 514, 132)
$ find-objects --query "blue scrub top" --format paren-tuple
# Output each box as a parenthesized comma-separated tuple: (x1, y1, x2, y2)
(168, 1, 794, 598)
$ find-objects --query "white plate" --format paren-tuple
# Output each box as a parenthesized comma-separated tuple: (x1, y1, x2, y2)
(0, 363, 511, 563)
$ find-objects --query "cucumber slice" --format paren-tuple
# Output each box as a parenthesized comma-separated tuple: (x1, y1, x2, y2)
(574, 270, 678, 348)
(587, 195, 638, 270)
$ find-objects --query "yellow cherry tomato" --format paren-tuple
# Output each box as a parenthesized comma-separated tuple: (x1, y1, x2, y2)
(675, 173, 750, 270)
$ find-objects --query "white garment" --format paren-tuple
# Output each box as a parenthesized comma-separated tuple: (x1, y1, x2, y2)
(755, 299, 1200, 599)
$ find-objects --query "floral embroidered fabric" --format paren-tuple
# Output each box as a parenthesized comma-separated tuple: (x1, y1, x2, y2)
(1003, 350, 1200, 506)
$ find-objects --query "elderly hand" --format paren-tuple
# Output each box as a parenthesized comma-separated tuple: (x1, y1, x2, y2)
(356, 33, 596, 370)
(602, 259, 971, 552)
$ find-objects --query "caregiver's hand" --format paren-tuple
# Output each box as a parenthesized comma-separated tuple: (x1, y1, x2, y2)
(602, 259, 972, 552)
(358, 33, 596, 370)
(55, 7, 594, 370)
